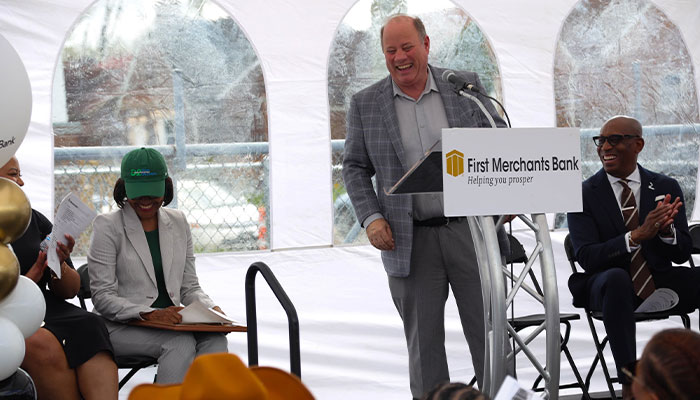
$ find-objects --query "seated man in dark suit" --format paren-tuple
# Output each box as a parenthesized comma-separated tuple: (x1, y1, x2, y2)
(567, 115, 700, 399)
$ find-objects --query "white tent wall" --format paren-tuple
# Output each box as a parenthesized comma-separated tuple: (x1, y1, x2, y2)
(1, 0, 699, 398)
(3, 0, 700, 241)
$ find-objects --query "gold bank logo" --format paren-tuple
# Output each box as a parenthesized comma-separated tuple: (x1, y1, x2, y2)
(445, 149, 464, 177)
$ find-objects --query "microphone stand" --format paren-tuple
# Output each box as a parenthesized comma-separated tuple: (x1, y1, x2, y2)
(453, 85, 511, 396)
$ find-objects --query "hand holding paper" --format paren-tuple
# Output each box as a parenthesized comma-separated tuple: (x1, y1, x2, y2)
(46, 193, 97, 277)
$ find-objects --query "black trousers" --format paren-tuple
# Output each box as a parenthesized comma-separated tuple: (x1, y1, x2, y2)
(587, 265, 700, 384)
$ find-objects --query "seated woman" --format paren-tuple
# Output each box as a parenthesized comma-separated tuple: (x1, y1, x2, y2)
(627, 328, 700, 400)
(1, 156, 118, 400)
(88, 147, 228, 383)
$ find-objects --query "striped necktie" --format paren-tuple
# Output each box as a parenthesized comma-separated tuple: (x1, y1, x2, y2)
(619, 179, 655, 299)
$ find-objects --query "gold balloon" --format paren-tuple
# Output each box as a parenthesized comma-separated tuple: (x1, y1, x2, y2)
(0, 243, 19, 301)
(0, 177, 31, 244)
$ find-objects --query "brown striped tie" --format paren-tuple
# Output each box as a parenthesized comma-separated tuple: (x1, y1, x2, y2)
(619, 179, 655, 299)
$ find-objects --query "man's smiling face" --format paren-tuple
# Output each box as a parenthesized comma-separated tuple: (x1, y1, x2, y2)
(597, 116, 644, 179)
(382, 17, 430, 97)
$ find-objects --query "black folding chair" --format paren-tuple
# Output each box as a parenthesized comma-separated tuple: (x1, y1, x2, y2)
(564, 234, 690, 398)
(505, 234, 590, 399)
(76, 264, 158, 390)
(687, 224, 700, 268)
(686, 223, 700, 329)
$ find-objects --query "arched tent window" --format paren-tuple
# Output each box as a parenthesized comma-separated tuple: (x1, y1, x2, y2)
(52, 0, 268, 255)
(554, 0, 699, 221)
(329, 0, 502, 245)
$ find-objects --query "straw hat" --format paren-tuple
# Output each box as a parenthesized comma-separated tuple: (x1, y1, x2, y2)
(129, 353, 314, 400)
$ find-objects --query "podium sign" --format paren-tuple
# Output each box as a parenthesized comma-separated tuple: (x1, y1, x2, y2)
(442, 127, 583, 216)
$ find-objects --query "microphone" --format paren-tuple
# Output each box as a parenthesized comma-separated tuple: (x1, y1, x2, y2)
(441, 70, 479, 93)
(441, 69, 511, 128)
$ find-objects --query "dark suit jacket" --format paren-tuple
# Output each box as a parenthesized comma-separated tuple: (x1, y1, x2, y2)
(342, 65, 506, 277)
(567, 165, 692, 307)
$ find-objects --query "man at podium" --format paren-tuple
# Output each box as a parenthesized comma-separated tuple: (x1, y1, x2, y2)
(342, 14, 506, 399)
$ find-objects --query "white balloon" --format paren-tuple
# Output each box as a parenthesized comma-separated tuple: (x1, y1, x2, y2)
(0, 34, 31, 167)
(0, 316, 25, 380)
(0, 275, 45, 338)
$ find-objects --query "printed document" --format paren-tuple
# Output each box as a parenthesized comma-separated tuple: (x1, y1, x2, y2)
(47, 193, 97, 277)
(178, 300, 239, 325)
(635, 288, 679, 313)
(494, 375, 536, 400)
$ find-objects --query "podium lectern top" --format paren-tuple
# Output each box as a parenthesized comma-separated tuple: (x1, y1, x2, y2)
(385, 150, 443, 195)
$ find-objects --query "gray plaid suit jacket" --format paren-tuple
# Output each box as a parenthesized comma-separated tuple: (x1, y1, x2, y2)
(343, 65, 506, 277)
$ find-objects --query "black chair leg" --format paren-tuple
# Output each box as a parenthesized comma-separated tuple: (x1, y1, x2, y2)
(583, 314, 617, 399)
(681, 314, 690, 329)
(563, 345, 592, 400)
(118, 368, 141, 389)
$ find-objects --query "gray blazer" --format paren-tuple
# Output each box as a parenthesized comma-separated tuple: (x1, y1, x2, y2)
(88, 203, 216, 322)
(342, 65, 506, 277)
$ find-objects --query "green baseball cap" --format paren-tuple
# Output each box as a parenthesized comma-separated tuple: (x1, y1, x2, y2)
(120, 147, 169, 199)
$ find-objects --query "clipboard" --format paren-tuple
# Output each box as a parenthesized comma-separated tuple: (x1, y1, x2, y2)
(385, 142, 443, 195)
(129, 320, 247, 333)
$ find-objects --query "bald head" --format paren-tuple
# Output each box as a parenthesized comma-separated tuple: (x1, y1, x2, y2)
(601, 115, 643, 137)
(380, 15, 427, 45)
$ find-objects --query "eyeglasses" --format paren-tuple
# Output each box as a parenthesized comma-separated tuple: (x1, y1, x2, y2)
(592, 134, 640, 147)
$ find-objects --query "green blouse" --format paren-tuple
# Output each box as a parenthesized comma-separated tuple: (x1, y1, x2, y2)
(145, 229, 174, 308)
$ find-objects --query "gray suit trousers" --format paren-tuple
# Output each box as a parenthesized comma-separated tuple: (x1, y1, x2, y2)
(388, 218, 485, 398)
(105, 320, 228, 383)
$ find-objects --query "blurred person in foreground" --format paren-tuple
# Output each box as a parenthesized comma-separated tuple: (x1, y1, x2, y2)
(342, 14, 507, 398)
(624, 328, 700, 400)
(2, 156, 117, 400)
(128, 353, 314, 400)
(88, 147, 227, 383)
(567, 115, 700, 399)
(422, 382, 490, 400)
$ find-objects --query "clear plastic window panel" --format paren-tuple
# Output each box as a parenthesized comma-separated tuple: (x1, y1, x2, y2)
(554, 0, 699, 227)
(52, 0, 269, 255)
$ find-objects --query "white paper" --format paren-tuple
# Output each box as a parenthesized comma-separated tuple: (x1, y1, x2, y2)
(494, 375, 537, 400)
(635, 288, 679, 313)
(178, 300, 239, 325)
(47, 193, 97, 277)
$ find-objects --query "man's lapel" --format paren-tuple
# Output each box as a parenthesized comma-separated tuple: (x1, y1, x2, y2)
(638, 166, 658, 221)
(432, 66, 462, 128)
(378, 77, 408, 171)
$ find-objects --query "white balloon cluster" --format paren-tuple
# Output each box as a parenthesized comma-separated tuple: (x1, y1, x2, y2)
(0, 33, 38, 381)
(0, 34, 31, 167)
(0, 275, 45, 380)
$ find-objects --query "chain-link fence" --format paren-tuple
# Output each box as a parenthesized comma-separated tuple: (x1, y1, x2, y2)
(54, 144, 269, 256)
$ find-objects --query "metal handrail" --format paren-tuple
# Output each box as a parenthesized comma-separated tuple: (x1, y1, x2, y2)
(245, 261, 301, 377)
